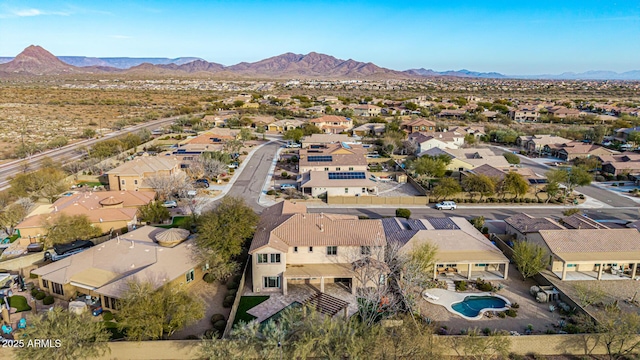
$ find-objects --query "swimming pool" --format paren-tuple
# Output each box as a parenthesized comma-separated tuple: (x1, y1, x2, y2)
(451, 295, 509, 318)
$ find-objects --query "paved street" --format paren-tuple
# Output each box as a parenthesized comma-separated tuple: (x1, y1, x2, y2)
(0, 115, 186, 189)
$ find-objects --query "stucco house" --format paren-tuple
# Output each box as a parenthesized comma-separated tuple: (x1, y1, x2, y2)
(107, 156, 182, 191)
(383, 217, 509, 280)
(16, 190, 156, 241)
(31, 226, 203, 310)
(308, 115, 353, 134)
(248, 201, 386, 295)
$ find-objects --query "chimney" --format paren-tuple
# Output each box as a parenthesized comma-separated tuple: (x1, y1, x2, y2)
(320, 224, 324, 232)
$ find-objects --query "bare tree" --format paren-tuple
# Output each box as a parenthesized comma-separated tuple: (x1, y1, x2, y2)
(449, 328, 512, 360)
(189, 157, 227, 180)
(144, 172, 190, 200)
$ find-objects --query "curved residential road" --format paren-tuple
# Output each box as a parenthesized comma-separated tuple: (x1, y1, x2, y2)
(222, 141, 283, 212)
(0, 115, 186, 189)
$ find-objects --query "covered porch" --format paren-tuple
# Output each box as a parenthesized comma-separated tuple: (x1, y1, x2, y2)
(552, 260, 639, 281)
(283, 263, 356, 296)
(433, 261, 509, 281)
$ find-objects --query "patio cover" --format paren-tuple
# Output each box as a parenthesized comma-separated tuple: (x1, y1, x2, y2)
(284, 263, 354, 278)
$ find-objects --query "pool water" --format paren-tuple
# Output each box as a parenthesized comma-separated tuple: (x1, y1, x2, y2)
(451, 295, 508, 317)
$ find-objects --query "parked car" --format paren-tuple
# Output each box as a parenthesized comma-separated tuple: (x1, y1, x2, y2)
(435, 201, 457, 210)
(286, 143, 301, 148)
(27, 243, 44, 253)
(194, 179, 210, 188)
(280, 184, 296, 190)
(162, 200, 178, 208)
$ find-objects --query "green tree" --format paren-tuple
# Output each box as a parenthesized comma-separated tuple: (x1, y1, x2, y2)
(283, 128, 304, 143)
(409, 155, 449, 178)
(255, 126, 266, 140)
(45, 213, 102, 246)
(239, 128, 253, 142)
(395, 208, 411, 219)
(462, 174, 496, 201)
(501, 172, 529, 199)
(628, 131, 640, 147)
(137, 201, 171, 224)
(431, 177, 462, 200)
(301, 123, 322, 136)
(90, 139, 125, 160)
(464, 133, 476, 145)
(562, 208, 581, 216)
(544, 180, 561, 203)
(382, 132, 404, 157)
(502, 152, 520, 164)
(117, 281, 205, 341)
(233, 100, 245, 108)
(0, 199, 32, 236)
(404, 102, 419, 111)
(9, 166, 67, 201)
(512, 240, 548, 280)
(47, 136, 68, 149)
(15, 307, 110, 360)
(195, 197, 259, 280)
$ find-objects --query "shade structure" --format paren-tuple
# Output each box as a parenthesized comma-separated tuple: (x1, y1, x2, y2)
(68, 301, 87, 315)
(155, 228, 190, 247)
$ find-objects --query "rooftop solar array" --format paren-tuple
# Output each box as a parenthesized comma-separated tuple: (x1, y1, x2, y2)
(307, 155, 333, 162)
(328, 172, 366, 180)
(528, 179, 548, 184)
(426, 218, 460, 230)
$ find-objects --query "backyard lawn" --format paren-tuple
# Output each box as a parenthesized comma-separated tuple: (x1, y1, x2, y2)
(8, 295, 32, 312)
(233, 296, 269, 325)
(157, 216, 190, 229)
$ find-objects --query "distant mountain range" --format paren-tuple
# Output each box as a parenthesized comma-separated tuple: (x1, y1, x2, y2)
(1, 45, 639, 80)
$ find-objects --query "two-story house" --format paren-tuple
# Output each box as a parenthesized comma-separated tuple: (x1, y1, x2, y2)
(107, 156, 182, 191)
(308, 115, 354, 134)
(401, 118, 436, 134)
(408, 131, 465, 153)
(248, 201, 386, 295)
(352, 104, 381, 117)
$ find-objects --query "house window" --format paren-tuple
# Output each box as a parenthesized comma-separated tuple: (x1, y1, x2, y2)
(257, 254, 268, 263)
(445, 264, 457, 268)
(42, 279, 49, 289)
(52, 282, 64, 296)
(293, 246, 298, 253)
(104, 296, 120, 310)
(121, 180, 126, 185)
(567, 264, 576, 268)
(336, 167, 341, 171)
(270, 254, 281, 263)
(437, 264, 444, 268)
(349, 167, 354, 171)
(186, 269, 195, 283)
(309, 247, 313, 253)
(362, 188, 366, 193)
(327, 246, 337, 256)
(324, 167, 329, 171)
(263, 276, 280, 288)
(344, 188, 349, 194)
(361, 246, 371, 255)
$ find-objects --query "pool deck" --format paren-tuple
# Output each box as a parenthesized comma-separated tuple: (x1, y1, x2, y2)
(422, 288, 511, 320)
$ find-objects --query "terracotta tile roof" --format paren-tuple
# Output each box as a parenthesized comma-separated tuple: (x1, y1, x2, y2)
(249, 201, 384, 253)
(308, 115, 350, 123)
(538, 229, 640, 262)
(504, 213, 565, 233)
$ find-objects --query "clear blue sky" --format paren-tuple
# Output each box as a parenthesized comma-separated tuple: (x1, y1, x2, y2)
(1, 0, 639, 74)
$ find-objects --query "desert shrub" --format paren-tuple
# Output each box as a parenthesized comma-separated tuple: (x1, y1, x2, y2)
(505, 308, 518, 317)
(226, 281, 238, 290)
(42, 295, 55, 305)
(223, 295, 235, 308)
(595, 175, 605, 182)
(511, 302, 520, 309)
(213, 320, 226, 333)
(266, 189, 276, 196)
(476, 279, 493, 292)
(185, 335, 199, 340)
(103, 311, 114, 321)
(395, 208, 411, 219)
(203, 273, 216, 283)
(35, 291, 46, 300)
(210, 314, 225, 325)
(481, 227, 489, 234)
(497, 311, 506, 318)
(204, 329, 216, 339)
(227, 289, 237, 297)
(455, 281, 468, 291)
(281, 171, 288, 178)
(482, 327, 492, 335)
(30, 288, 39, 297)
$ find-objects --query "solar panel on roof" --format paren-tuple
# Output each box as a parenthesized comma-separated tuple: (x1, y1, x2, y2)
(308, 156, 333, 162)
(427, 218, 460, 230)
(328, 172, 366, 180)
